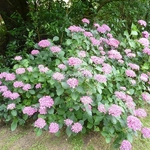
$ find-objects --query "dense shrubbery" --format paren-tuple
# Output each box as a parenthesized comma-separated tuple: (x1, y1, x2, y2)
(0, 18, 150, 149)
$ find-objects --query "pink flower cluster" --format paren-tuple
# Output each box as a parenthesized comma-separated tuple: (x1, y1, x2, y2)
(58, 64, 66, 70)
(138, 38, 149, 47)
(64, 119, 73, 127)
(142, 31, 149, 38)
(78, 51, 86, 58)
(35, 83, 42, 89)
(38, 39, 50, 48)
(143, 47, 150, 55)
(141, 127, 150, 138)
(84, 31, 93, 37)
(68, 57, 82, 66)
(91, 56, 104, 64)
(80, 96, 93, 105)
(71, 122, 83, 133)
(102, 63, 112, 74)
(97, 24, 110, 33)
(108, 50, 122, 60)
(120, 140, 132, 150)
(98, 104, 107, 114)
(14, 56, 22, 60)
(125, 69, 136, 78)
(50, 46, 61, 53)
(138, 20, 147, 27)
(134, 108, 147, 118)
(31, 50, 39, 55)
(23, 106, 37, 116)
(90, 37, 100, 46)
(52, 72, 65, 81)
(94, 74, 107, 83)
(38, 65, 49, 73)
(140, 73, 148, 82)
(127, 115, 142, 131)
(49, 122, 59, 133)
(22, 84, 31, 91)
(142, 93, 150, 103)
(39, 106, 47, 114)
(16, 68, 25, 74)
(82, 18, 90, 24)
(128, 63, 139, 70)
(2, 91, 20, 100)
(67, 78, 78, 88)
(13, 81, 24, 88)
(34, 118, 46, 129)
(39, 96, 54, 108)
(7, 103, 16, 110)
(0, 72, 16, 81)
(107, 38, 120, 48)
(108, 104, 123, 117)
(68, 25, 85, 32)
(81, 70, 92, 77)
(27, 67, 33, 72)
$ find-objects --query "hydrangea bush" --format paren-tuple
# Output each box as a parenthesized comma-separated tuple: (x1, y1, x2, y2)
(0, 18, 150, 149)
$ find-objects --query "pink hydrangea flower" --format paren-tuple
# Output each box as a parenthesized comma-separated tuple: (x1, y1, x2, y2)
(23, 106, 37, 116)
(38, 65, 49, 73)
(35, 83, 42, 89)
(67, 78, 78, 88)
(49, 122, 59, 133)
(34, 118, 46, 129)
(142, 31, 149, 38)
(102, 63, 112, 74)
(5, 73, 16, 81)
(127, 115, 142, 131)
(39, 106, 47, 114)
(108, 50, 122, 60)
(120, 140, 132, 150)
(71, 122, 83, 133)
(84, 31, 93, 37)
(16, 68, 25, 74)
(115, 91, 126, 101)
(134, 108, 147, 118)
(140, 73, 148, 82)
(102, 24, 111, 32)
(98, 104, 107, 114)
(125, 101, 136, 110)
(118, 60, 124, 64)
(81, 70, 92, 77)
(107, 38, 120, 48)
(108, 104, 123, 117)
(127, 53, 136, 58)
(0, 85, 8, 92)
(78, 51, 86, 58)
(68, 57, 82, 66)
(143, 47, 150, 55)
(138, 20, 147, 27)
(7, 103, 16, 110)
(94, 74, 107, 83)
(125, 70, 136, 78)
(52, 72, 65, 81)
(68, 25, 85, 32)
(128, 63, 139, 70)
(2, 90, 12, 98)
(107, 33, 113, 38)
(90, 37, 100, 46)
(58, 64, 66, 70)
(141, 127, 150, 138)
(124, 49, 131, 54)
(27, 67, 33, 72)
(50, 46, 61, 53)
(80, 96, 93, 105)
(22, 84, 31, 91)
(14, 56, 22, 60)
(120, 87, 126, 91)
(97, 26, 106, 33)
(94, 23, 100, 28)
(91, 56, 104, 64)
(82, 18, 90, 24)
(10, 92, 20, 100)
(138, 38, 149, 47)
(39, 96, 54, 108)
(13, 81, 24, 88)
(38, 39, 50, 48)
(130, 79, 136, 85)
(64, 119, 73, 127)
(142, 93, 150, 103)
(31, 50, 39, 55)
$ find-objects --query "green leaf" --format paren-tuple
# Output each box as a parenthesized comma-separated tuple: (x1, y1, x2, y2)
(11, 110, 17, 116)
(71, 92, 78, 100)
(131, 31, 138, 36)
(61, 82, 69, 89)
(94, 126, 100, 132)
(56, 88, 64, 96)
(29, 90, 35, 95)
(87, 123, 93, 129)
(127, 132, 133, 142)
(53, 36, 59, 41)
(36, 128, 42, 136)
(66, 127, 72, 137)
(94, 116, 103, 125)
(48, 108, 54, 114)
(38, 76, 45, 82)
(128, 89, 134, 95)
(106, 137, 111, 143)
(66, 39, 72, 45)
(85, 104, 92, 116)
(11, 120, 18, 131)
(96, 94, 102, 102)
(76, 86, 85, 94)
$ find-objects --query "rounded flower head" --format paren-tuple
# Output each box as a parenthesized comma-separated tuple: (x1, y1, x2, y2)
(94, 74, 107, 83)
(16, 68, 25, 74)
(142, 31, 149, 38)
(68, 57, 82, 66)
(81, 70, 92, 77)
(7, 103, 16, 110)
(14, 56, 22, 60)
(120, 140, 132, 150)
(107, 38, 120, 48)
(127, 115, 142, 131)
(141, 127, 150, 138)
(138, 38, 149, 47)
(78, 51, 86, 58)
(64, 119, 73, 127)
(140, 73, 148, 82)
(13, 81, 24, 88)
(91, 56, 104, 64)
(58, 64, 66, 70)
(80, 96, 93, 105)
(71, 122, 83, 133)
(134, 108, 147, 118)
(49, 122, 59, 133)
(23, 106, 37, 116)
(142, 93, 150, 103)
(52, 72, 65, 81)
(98, 104, 107, 114)
(38, 39, 50, 48)
(82, 18, 90, 24)
(125, 70, 136, 78)
(138, 20, 147, 27)
(5, 73, 16, 81)
(35, 83, 42, 89)
(31, 50, 39, 55)
(39, 96, 54, 108)
(50, 46, 61, 53)
(128, 63, 139, 70)
(22, 84, 31, 91)
(34, 118, 46, 129)
(108, 104, 123, 117)
(67, 78, 78, 88)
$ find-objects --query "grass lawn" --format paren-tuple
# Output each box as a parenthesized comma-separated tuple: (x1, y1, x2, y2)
(0, 107, 150, 150)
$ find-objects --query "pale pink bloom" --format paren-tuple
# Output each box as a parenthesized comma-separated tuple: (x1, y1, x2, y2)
(134, 108, 147, 118)
(143, 47, 150, 55)
(0, 81, 2, 85)
(14, 56, 22, 60)
(52, 72, 65, 81)
(50, 46, 61, 53)
(7, 103, 16, 110)
(82, 18, 90, 24)
(90, 37, 100, 46)
(142, 31, 149, 38)
(64, 119, 73, 127)
(0, 85, 8, 92)
(94, 74, 107, 83)
(124, 49, 131, 54)
(67, 78, 78, 88)
(68, 57, 82, 66)
(138, 20, 147, 27)
(84, 31, 93, 37)
(125, 101, 136, 110)
(49, 122, 59, 133)
(81, 70, 92, 77)
(127, 53, 136, 58)
(58, 64, 66, 70)
(71, 122, 83, 133)
(108, 104, 123, 117)
(27, 67, 33, 72)
(35, 83, 42, 89)
(80, 96, 93, 105)
(142, 93, 150, 103)
(108, 50, 122, 60)
(102, 63, 112, 74)
(100, 51, 106, 55)
(127, 115, 142, 131)
(125, 70, 136, 78)
(98, 104, 107, 114)
(115, 91, 126, 101)
(31, 50, 39, 55)
(99, 46, 104, 51)
(38, 65, 49, 73)
(39, 96, 54, 108)
(16, 68, 25, 74)
(2, 90, 12, 98)
(130, 79, 136, 85)
(120, 140, 132, 150)
(5, 73, 16, 81)
(34, 118, 46, 129)
(10, 92, 20, 100)
(22, 84, 31, 91)
(118, 60, 124, 64)
(120, 87, 126, 91)
(91, 56, 104, 64)
(138, 38, 149, 47)
(38, 39, 50, 48)
(0, 72, 7, 79)
(140, 73, 148, 82)
(39, 106, 47, 114)
(107, 38, 120, 48)
(78, 51, 86, 58)
(68, 25, 85, 32)
(23, 106, 37, 116)
(107, 33, 113, 38)
(142, 127, 150, 138)
(128, 63, 139, 70)
(97, 26, 106, 33)
(126, 95, 133, 102)
(102, 24, 111, 32)
(94, 23, 100, 28)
